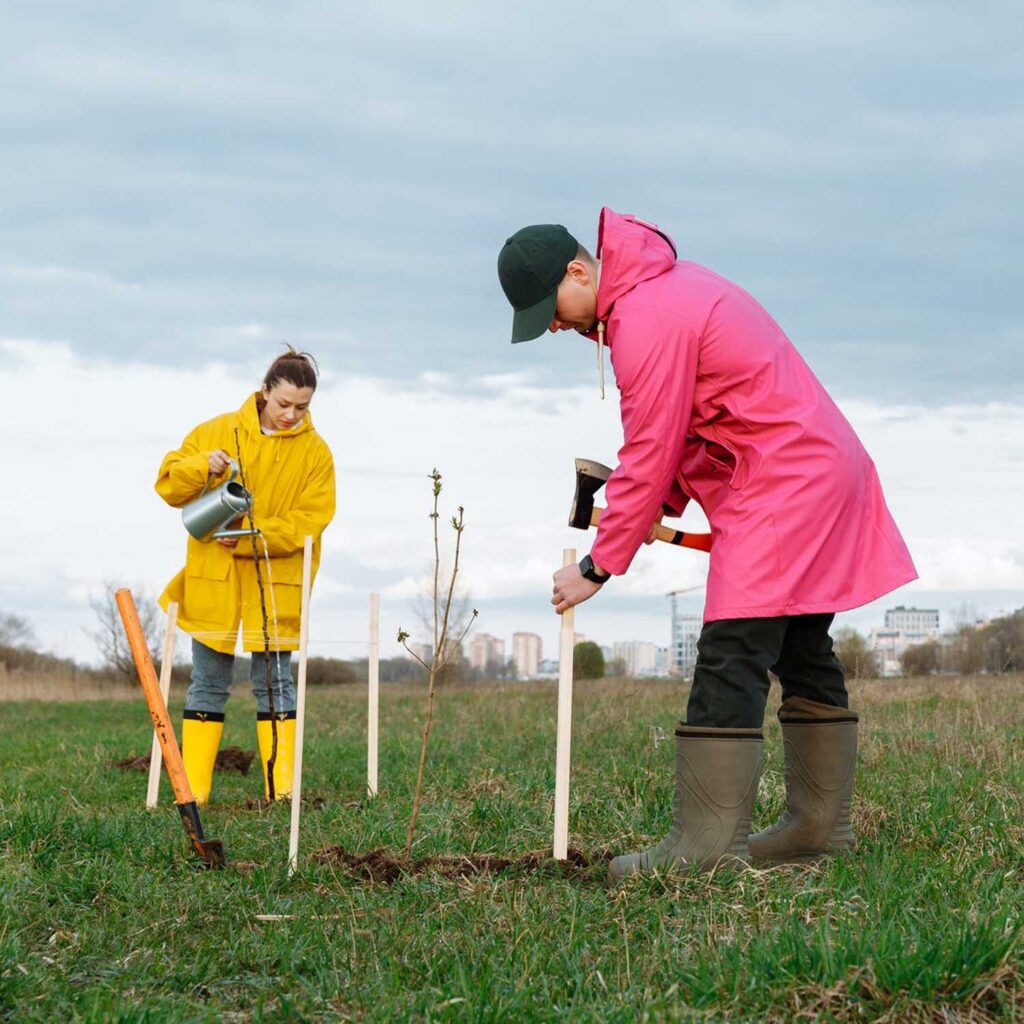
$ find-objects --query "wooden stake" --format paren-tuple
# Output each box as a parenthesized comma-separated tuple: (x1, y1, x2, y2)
(368, 592, 380, 798)
(146, 602, 178, 808)
(287, 535, 313, 877)
(553, 547, 576, 860)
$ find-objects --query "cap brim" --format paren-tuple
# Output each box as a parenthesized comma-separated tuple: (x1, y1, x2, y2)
(510, 290, 557, 344)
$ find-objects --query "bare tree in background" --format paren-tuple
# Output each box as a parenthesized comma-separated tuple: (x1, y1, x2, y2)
(0, 611, 38, 650)
(833, 627, 877, 680)
(409, 565, 474, 681)
(88, 582, 166, 681)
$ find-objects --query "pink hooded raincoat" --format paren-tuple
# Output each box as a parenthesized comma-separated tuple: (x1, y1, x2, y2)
(588, 208, 917, 621)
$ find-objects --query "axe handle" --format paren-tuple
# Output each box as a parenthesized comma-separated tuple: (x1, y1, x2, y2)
(590, 507, 712, 553)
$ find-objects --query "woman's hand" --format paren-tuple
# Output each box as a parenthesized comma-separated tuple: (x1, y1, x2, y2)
(208, 449, 232, 476)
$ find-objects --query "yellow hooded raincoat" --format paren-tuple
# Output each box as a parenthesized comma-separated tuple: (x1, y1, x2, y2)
(156, 394, 335, 654)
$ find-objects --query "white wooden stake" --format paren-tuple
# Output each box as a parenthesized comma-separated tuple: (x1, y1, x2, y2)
(553, 547, 576, 860)
(146, 601, 178, 808)
(367, 592, 380, 798)
(287, 535, 314, 876)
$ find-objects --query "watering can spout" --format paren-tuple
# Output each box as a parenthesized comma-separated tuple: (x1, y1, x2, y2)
(181, 459, 256, 542)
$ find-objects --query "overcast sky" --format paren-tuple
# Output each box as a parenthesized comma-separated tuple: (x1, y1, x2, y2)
(2, 2, 1022, 665)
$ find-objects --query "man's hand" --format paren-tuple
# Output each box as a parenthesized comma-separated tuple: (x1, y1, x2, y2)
(551, 563, 603, 615)
(216, 535, 239, 549)
(208, 449, 232, 475)
(645, 513, 665, 545)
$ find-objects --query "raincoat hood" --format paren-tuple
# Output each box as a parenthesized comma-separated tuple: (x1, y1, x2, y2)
(595, 207, 678, 324)
(238, 392, 315, 439)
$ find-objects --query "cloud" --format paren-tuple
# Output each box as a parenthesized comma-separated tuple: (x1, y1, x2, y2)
(0, 2, 1020, 401)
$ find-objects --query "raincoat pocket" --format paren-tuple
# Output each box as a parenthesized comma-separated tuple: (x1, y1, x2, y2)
(704, 440, 739, 485)
(184, 566, 236, 624)
(271, 581, 303, 624)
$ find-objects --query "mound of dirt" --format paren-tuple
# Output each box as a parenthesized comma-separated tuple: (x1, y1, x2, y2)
(216, 747, 256, 774)
(312, 845, 604, 884)
(111, 747, 256, 774)
(242, 793, 326, 812)
(113, 753, 152, 772)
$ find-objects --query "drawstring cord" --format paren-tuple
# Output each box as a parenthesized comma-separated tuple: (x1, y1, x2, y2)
(597, 321, 606, 400)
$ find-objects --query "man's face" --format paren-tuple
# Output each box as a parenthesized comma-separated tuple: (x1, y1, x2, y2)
(548, 259, 598, 334)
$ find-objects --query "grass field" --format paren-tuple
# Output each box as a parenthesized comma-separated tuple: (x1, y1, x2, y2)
(1, 674, 1022, 1022)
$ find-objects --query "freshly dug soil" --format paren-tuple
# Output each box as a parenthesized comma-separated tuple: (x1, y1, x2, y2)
(216, 747, 256, 774)
(312, 845, 605, 883)
(242, 793, 326, 812)
(112, 747, 256, 774)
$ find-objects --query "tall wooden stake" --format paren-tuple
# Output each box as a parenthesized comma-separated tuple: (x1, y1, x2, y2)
(146, 602, 178, 808)
(368, 592, 380, 798)
(287, 536, 313, 876)
(553, 547, 576, 860)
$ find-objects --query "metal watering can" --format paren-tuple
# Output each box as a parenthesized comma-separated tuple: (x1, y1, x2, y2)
(181, 460, 257, 542)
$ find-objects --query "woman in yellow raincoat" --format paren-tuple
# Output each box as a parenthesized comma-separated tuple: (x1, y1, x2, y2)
(156, 349, 335, 804)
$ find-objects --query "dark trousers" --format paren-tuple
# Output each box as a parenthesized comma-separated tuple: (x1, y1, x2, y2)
(685, 613, 848, 729)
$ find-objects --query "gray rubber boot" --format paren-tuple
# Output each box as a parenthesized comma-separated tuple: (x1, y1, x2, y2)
(748, 696, 859, 864)
(608, 724, 764, 884)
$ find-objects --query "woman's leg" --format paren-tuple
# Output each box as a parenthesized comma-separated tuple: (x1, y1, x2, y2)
(182, 639, 233, 804)
(250, 650, 296, 800)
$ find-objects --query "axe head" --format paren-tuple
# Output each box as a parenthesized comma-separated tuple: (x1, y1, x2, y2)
(569, 458, 614, 530)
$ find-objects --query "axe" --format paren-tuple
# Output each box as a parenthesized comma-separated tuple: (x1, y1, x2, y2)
(569, 458, 712, 553)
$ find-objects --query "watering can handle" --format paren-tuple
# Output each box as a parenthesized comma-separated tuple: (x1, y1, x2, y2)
(196, 457, 239, 500)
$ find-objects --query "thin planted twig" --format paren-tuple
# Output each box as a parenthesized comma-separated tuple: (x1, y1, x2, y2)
(397, 470, 477, 862)
(234, 427, 278, 799)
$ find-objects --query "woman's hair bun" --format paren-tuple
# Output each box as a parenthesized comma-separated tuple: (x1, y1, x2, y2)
(263, 345, 319, 391)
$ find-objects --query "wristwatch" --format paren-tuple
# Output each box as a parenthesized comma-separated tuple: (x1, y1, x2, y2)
(579, 554, 609, 585)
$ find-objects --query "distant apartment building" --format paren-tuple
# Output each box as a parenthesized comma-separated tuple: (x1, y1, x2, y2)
(468, 633, 505, 672)
(884, 606, 941, 636)
(671, 610, 702, 676)
(406, 642, 433, 664)
(512, 632, 542, 678)
(655, 646, 672, 676)
(612, 640, 659, 677)
(870, 606, 941, 676)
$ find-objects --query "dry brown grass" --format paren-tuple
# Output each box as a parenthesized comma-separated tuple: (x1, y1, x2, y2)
(0, 664, 137, 702)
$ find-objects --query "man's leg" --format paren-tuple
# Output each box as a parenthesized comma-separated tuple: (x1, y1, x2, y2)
(250, 650, 296, 800)
(609, 617, 788, 883)
(750, 613, 859, 863)
(772, 613, 848, 708)
(686, 617, 792, 727)
(182, 640, 233, 805)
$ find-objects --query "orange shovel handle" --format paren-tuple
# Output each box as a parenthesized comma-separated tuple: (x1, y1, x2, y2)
(115, 589, 195, 805)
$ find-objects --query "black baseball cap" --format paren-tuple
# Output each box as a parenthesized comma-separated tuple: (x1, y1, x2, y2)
(497, 224, 580, 343)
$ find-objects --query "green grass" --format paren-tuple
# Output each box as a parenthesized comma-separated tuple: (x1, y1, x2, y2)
(2, 675, 1022, 1022)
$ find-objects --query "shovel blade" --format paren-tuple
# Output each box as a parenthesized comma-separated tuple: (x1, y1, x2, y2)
(178, 800, 226, 869)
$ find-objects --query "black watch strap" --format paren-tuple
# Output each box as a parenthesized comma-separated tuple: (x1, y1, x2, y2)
(579, 554, 608, 585)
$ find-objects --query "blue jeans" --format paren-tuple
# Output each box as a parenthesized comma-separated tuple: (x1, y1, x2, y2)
(186, 639, 295, 715)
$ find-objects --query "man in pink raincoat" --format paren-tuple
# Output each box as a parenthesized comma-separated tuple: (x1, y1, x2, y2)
(497, 209, 916, 883)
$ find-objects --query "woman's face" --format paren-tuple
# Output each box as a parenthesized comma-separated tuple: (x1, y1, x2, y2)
(260, 381, 315, 431)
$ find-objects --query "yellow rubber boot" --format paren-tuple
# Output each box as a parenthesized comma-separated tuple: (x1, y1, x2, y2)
(181, 711, 225, 806)
(256, 712, 296, 800)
